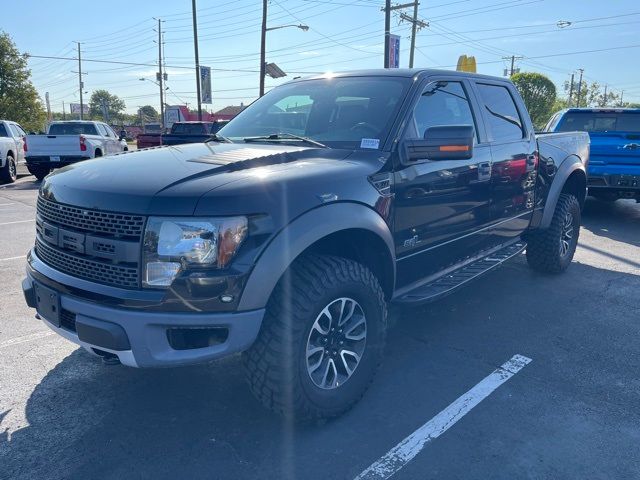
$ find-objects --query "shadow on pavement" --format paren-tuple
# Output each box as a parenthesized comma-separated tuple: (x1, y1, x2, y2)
(581, 197, 640, 247)
(2, 258, 639, 480)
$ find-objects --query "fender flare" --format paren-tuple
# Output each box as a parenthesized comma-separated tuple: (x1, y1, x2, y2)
(237, 202, 396, 311)
(540, 155, 586, 228)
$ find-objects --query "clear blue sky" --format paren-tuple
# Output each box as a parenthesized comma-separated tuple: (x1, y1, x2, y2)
(7, 0, 640, 114)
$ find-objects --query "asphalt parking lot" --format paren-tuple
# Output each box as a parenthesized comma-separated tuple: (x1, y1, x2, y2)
(0, 174, 639, 480)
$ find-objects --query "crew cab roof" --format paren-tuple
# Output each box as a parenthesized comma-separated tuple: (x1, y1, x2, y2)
(288, 68, 512, 83)
(558, 108, 640, 113)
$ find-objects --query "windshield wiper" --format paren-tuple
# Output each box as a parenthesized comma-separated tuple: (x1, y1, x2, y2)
(205, 133, 233, 143)
(243, 133, 329, 148)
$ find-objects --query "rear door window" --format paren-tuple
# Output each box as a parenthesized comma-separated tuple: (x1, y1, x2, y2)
(477, 83, 524, 142)
(96, 124, 109, 136)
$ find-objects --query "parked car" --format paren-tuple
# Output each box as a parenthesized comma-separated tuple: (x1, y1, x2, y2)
(136, 121, 228, 149)
(0, 120, 27, 183)
(546, 108, 639, 202)
(23, 69, 589, 419)
(24, 121, 128, 180)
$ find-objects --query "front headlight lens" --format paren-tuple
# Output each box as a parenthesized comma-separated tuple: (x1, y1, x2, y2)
(143, 216, 248, 287)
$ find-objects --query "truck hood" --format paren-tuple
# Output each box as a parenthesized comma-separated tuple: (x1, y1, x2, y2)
(40, 142, 356, 215)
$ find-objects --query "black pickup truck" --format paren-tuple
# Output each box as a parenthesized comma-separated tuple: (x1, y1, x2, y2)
(23, 69, 589, 419)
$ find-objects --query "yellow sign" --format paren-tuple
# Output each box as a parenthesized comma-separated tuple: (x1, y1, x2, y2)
(456, 55, 477, 73)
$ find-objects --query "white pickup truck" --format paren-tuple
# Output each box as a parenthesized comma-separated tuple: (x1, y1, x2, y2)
(25, 120, 128, 180)
(0, 120, 27, 183)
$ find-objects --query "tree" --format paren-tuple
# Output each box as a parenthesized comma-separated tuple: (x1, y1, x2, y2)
(88, 89, 126, 122)
(565, 81, 621, 108)
(138, 105, 158, 123)
(512, 72, 557, 129)
(0, 31, 47, 132)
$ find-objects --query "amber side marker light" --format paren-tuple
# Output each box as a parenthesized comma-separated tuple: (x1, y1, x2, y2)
(439, 145, 470, 152)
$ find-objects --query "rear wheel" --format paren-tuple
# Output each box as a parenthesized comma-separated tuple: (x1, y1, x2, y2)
(243, 255, 387, 420)
(0, 155, 17, 183)
(526, 193, 581, 273)
(27, 165, 50, 181)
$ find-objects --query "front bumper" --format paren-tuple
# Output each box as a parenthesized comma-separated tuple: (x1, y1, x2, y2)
(23, 256, 264, 368)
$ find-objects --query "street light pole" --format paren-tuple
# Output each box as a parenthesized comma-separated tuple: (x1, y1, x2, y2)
(157, 18, 165, 130)
(260, 0, 267, 97)
(192, 0, 202, 120)
(384, 0, 391, 68)
(76, 42, 84, 120)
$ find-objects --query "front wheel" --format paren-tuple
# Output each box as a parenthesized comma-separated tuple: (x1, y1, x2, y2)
(526, 193, 581, 273)
(243, 255, 387, 420)
(27, 165, 50, 181)
(0, 155, 17, 183)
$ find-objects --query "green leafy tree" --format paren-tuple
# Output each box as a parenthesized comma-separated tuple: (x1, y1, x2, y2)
(564, 81, 621, 108)
(88, 89, 126, 122)
(138, 105, 158, 123)
(512, 72, 557, 129)
(0, 31, 46, 132)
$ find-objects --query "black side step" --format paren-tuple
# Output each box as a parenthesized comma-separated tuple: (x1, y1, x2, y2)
(394, 241, 526, 305)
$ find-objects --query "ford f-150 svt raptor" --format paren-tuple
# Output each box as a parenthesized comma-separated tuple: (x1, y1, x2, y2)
(22, 70, 589, 419)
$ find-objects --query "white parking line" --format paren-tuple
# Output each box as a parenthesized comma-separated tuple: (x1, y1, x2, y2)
(0, 330, 55, 349)
(354, 354, 532, 480)
(0, 219, 34, 226)
(0, 255, 26, 261)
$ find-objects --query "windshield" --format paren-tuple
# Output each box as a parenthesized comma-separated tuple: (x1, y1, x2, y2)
(48, 123, 98, 135)
(218, 76, 412, 149)
(557, 111, 640, 133)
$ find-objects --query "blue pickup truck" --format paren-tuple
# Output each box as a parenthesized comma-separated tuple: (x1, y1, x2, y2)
(546, 108, 640, 202)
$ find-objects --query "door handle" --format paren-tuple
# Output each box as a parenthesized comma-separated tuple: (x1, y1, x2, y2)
(623, 143, 640, 150)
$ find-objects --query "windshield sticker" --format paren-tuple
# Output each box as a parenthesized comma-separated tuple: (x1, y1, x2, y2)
(360, 138, 380, 149)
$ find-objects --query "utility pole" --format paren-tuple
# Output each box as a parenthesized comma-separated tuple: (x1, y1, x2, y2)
(409, 1, 419, 68)
(62, 101, 66, 120)
(603, 85, 608, 106)
(502, 55, 523, 77)
(620, 91, 624, 107)
(568, 73, 575, 107)
(76, 42, 84, 120)
(259, 0, 268, 96)
(575, 68, 584, 108)
(157, 18, 165, 130)
(384, 0, 391, 68)
(192, 0, 202, 120)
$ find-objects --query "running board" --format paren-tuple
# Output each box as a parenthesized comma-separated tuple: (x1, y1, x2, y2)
(394, 241, 526, 304)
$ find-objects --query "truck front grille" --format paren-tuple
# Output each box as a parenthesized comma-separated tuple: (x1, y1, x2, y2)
(35, 196, 144, 289)
(37, 196, 145, 240)
(36, 238, 140, 289)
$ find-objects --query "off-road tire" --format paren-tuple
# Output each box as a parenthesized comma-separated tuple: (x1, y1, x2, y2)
(0, 155, 17, 183)
(526, 193, 581, 273)
(27, 165, 50, 181)
(243, 254, 387, 420)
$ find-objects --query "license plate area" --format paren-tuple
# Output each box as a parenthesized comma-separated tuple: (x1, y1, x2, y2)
(34, 282, 61, 327)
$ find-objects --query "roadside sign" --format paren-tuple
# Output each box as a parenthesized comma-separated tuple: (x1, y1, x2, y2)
(388, 35, 400, 68)
(200, 66, 212, 104)
(69, 103, 89, 115)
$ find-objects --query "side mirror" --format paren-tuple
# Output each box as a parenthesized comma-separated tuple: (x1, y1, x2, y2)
(404, 125, 474, 162)
(119, 134, 126, 141)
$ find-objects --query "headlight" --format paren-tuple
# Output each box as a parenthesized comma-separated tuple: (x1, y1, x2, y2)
(142, 216, 248, 287)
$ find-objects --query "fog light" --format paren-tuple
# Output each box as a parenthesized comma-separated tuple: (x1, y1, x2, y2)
(145, 261, 181, 286)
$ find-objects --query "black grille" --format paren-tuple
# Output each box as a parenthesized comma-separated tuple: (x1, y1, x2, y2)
(37, 196, 145, 239)
(36, 238, 140, 289)
(60, 309, 77, 332)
